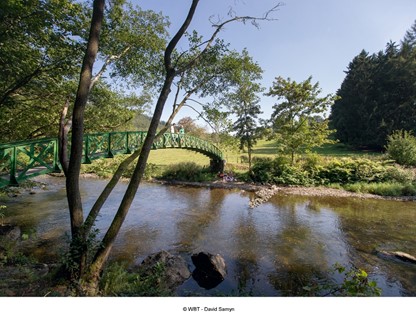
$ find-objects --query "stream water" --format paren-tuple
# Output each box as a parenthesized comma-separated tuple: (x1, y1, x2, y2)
(2, 176, 416, 296)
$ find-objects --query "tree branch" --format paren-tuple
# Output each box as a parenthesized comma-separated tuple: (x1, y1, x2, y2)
(89, 46, 131, 91)
(176, 3, 281, 75)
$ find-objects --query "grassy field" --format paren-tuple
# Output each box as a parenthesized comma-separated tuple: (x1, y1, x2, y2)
(147, 140, 382, 168)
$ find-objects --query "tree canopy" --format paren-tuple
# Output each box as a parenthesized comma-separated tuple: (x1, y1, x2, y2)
(330, 20, 416, 150)
(266, 76, 336, 164)
(0, 0, 168, 142)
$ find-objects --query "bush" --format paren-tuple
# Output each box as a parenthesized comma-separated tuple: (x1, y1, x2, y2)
(316, 158, 388, 185)
(251, 156, 314, 186)
(251, 154, 416, 190)
(251, 157, 275, 183)
(386, 130, 416, 166)
(343, 182, 416, 196)
(81, 156, 162, 180)
(159, 162, 214, 182)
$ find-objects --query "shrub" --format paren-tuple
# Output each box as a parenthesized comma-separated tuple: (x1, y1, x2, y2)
(160, 162, 214, 182)
(386, 130, 416, 166)
(316, 158, 390, 185)
(251, 156, 314, 185)
(251, 157, 275, 183)
(251, 152, 416, 192)
(343, 182, 416, 197)
(384, 165, 415, 183)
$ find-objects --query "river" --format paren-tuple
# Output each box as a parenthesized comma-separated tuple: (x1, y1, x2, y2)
(2, 176, 416, 296)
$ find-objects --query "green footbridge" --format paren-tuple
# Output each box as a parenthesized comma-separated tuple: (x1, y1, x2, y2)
(0, 131, 224, 188)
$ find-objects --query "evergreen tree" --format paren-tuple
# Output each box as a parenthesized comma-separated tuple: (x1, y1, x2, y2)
(228, 49, 264, 171)
(330, 21, 416, 149)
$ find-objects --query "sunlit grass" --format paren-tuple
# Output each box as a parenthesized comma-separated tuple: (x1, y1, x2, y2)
(148, 149, 210, 167)
(146, 141, 382, 167)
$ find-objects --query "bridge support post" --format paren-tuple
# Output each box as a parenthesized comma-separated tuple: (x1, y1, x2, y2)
(9, 146, 19, 186)
(209, 159, 225, 173)
(53, 140, 61, 172)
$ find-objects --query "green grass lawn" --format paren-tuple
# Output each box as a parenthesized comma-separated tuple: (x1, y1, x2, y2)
(312, 143, 382, 158)
(148, 149, 211, 167)
(146, 140, 382, 169)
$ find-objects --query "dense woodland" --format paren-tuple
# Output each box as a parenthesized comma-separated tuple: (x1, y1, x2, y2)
(330, 22, 416, 150)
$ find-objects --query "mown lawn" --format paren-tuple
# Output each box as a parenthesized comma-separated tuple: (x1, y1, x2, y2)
(147, 140, 382, 168)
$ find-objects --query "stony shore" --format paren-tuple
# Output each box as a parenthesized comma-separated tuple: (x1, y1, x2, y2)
(152, 178, 416, 202)
(4, 173, 416, 202)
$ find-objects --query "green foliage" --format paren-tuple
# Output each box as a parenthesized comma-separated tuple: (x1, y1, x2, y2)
(226, 49, 264, 170)
(330, 21, 416, 149)
(385, 130, 416, 166)
(316, 158, 388, 185)
(0, 0, 168, 142)
(332, 263, 382, 296)
(266, 76, 337, 164)
(160, 162, 214, 182)
(250, 154, 416, 194)
(99, 261, 171, 296)
(303, 263, 382, 297)
(61, 228, 102, 281)
(251, 156, 314, 186)
(343, 182, 416, 197)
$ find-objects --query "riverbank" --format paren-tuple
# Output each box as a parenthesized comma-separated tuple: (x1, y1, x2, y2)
(3, 173, 416, 202)
(151, 178, 416, 202)
(2, 173, 416, 297)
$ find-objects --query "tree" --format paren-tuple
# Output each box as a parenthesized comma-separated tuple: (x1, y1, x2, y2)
(64, 0, 105, 288)
(329, 50, 377, 147)
(202, 100, 239, 157)
(0, 0, 168, 143)
(330, 21, 416, 150)
(0, 0, 87, 108)
(63, 0, 280, 295)
(266, 76, 336, 164)
(226, 49, 264, 171)
(0, 0, 88, 142)
(177, 116, 208, 137)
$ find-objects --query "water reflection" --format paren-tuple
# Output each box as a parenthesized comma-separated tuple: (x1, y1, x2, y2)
(2, 177, 416, 296)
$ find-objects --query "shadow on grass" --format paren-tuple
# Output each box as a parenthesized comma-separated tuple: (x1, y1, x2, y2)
(313, 143, 382, 157)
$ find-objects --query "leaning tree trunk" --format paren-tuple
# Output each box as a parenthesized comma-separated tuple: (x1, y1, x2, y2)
(79, 0, 200, 295)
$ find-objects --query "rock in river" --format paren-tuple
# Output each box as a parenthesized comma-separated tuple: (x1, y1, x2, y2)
(191, 252, 227, 290)
(137, 250, 191, 289)
(378, 250, 416, 264)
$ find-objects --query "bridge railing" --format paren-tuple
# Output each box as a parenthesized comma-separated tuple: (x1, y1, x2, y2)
(0, 137, 60, 187)
(0, 131, 223, 187)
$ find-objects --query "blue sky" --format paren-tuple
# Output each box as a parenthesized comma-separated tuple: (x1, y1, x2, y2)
(135, 0, 416, 124)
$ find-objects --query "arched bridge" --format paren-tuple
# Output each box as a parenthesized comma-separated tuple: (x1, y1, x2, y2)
(0, 131, 224, 187)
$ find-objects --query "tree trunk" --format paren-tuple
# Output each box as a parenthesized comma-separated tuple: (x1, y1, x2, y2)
(65, 0, 105, 279)
(248, 145, 252, 172)
(82, 0, 200, 287)
(58, 99, 71, 176)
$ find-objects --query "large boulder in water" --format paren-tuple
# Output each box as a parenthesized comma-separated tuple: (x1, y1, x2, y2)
(191, 252, 226, 289)
(138, 250, 191, 289)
